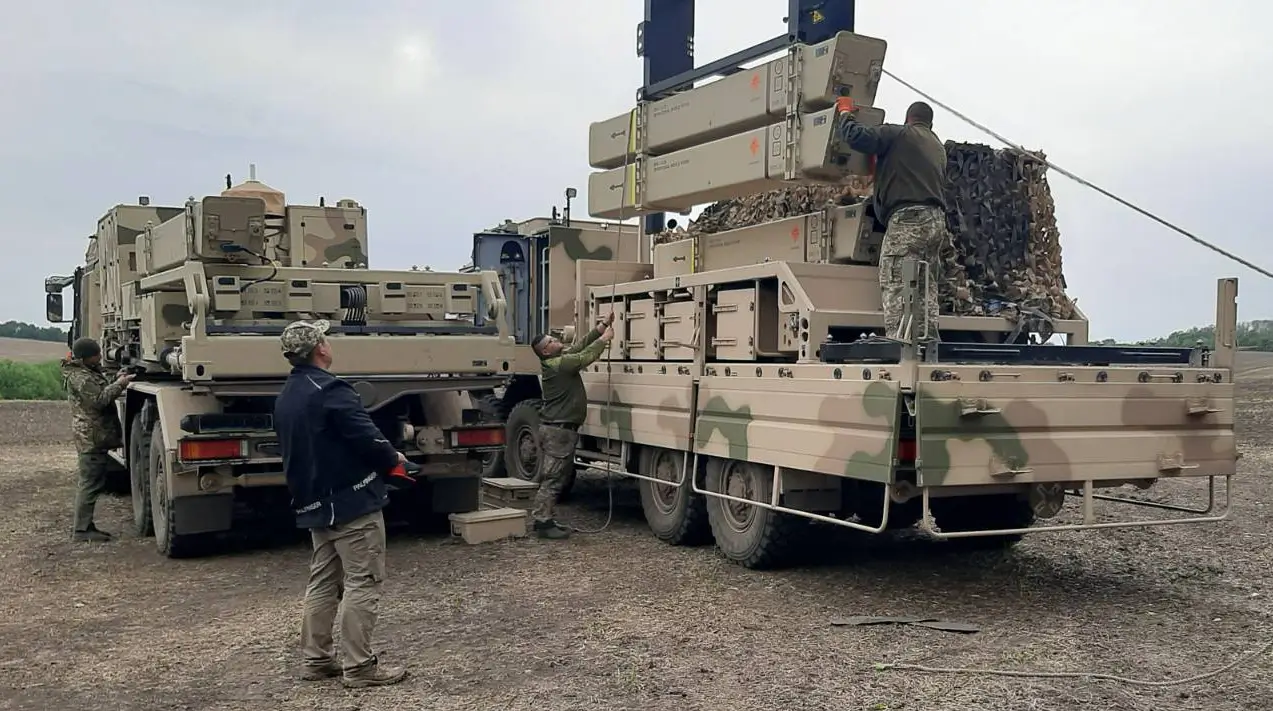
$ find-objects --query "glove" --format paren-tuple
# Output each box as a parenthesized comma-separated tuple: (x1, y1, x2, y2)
(386, 459, 422, 490)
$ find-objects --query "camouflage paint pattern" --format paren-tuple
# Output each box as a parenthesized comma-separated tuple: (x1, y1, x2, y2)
(579, 369, 900, 482)
(96, 205, 184, 319)
(575, 362, 1236, 491)
(545, 225, 642, 331)
(915, 372, 1237, 487)
(285, 205, 369, 268)
(582, 373, 695, 452)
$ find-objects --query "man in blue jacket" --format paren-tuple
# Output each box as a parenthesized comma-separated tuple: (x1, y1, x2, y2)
(273, 319, 408, 689)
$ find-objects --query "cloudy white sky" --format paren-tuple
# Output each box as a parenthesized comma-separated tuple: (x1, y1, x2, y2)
(1, 0, 1268, 341)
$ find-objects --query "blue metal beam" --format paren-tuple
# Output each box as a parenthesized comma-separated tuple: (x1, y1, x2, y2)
(635, 1, 856, 234)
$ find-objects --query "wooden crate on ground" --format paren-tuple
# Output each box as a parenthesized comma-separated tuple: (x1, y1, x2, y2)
(481, 477, 539, 510)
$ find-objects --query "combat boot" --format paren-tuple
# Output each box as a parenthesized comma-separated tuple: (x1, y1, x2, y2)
(72, 524, 113, 542)
(341, 656, 408, 689)
(532, 519, 571, 540)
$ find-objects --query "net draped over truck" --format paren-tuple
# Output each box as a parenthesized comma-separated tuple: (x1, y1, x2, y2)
(659, 142, 1078, 323)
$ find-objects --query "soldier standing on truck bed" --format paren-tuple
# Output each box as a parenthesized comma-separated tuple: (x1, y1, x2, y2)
(272, 319, 409, 689)
(836, 100, 950, 342)
(528, 312, 615, 539)
(60, 337, 133, 542)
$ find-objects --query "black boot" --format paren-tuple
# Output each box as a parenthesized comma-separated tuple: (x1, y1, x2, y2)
(532, 519, 571, 540)
(72, 523, 113, 542)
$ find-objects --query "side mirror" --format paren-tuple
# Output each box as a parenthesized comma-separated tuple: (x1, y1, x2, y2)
(46, 293, 64, 323)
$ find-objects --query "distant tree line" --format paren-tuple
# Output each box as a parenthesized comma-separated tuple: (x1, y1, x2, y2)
(0, 320, 66, 343)
(1096, 320, 1273, 352)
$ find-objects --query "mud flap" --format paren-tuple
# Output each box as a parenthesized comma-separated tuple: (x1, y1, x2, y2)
(171, 494, 233, 535)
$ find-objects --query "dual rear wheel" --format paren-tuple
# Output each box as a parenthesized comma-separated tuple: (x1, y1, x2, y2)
(636, 448, 807, 570)
(127, 407, 206, 558)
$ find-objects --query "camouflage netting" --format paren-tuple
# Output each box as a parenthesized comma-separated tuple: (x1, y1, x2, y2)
(660, 142, 1078, 321)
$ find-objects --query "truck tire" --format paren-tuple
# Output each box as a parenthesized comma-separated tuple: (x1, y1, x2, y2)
(703, 458, 808, 569)
(637, 447, 710, 546)
(504, 399, 576, 501)
(476, 393, 509, 478)
(129, 412, 153, 537)
(929, 493, 1036, 549)
(148, 421, 207, 558)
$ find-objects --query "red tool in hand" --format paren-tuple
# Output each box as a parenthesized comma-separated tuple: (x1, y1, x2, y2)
(387, 458, 421, 489)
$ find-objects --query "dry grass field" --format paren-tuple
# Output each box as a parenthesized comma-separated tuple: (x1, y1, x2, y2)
(0, 336, 65, 364)
(1, 352, 1270, 710)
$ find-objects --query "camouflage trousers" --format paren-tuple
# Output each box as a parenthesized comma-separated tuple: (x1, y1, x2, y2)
(530, 424, 578, 524)
(73, 451, 111, 532)
(301, 510, 387, 674)
(879, 205, 948, 341)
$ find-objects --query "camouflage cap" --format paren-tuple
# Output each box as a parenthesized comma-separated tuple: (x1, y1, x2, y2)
(281, 319, 330, 359)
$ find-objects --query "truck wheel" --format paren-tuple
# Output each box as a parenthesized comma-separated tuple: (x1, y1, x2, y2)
(503, 399, 575, 500)
(703, 458, 808, 569)
(129, 412, 153, 537)
(637, 447, 710, 546)
(148, 421, 206, 558)
(504, 399, 542, 481)
(930, 493, 1036, 549)
(476, 393, 508, 478)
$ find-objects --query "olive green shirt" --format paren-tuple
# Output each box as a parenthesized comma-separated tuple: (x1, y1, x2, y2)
(538, 327, 609, 425)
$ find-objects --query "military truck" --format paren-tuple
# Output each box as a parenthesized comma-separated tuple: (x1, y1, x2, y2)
(472, 30, 1240, 569)
(45, 168, 517, 558)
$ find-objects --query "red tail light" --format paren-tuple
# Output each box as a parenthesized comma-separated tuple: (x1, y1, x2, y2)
(897, 438, 916, 462)
(449, 426, 505, 448)
(179, 438, 246, 461)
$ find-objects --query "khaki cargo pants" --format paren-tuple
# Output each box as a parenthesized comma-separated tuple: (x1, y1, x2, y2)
(301, 510, 387, 674)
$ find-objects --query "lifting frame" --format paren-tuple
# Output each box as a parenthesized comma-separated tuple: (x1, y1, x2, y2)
(636, 0, 858, 234)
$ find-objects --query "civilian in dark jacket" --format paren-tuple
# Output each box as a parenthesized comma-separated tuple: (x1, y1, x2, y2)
(273, 319, 408, 689)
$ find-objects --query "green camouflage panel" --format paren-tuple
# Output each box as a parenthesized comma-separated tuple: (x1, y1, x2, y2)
(60, 358, 127, 455)
(692, 377, 899, 480)
(915, 377, 1237, 486)
(545, 225, 642, 332)
(580, 371, 899, 480)
(287, 205, 369, 268)
(581, 372, 694, 451)
(96, 205, 183, 315)
(104, 205, 185, 247)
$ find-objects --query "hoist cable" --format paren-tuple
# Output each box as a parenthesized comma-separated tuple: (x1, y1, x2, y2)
(882, 68, 1273, 280)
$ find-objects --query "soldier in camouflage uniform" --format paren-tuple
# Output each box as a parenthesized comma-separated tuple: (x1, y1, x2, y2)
(60, 337, 134, 542)
(528, 312, 615, 539)
(836, 100, 950, 341)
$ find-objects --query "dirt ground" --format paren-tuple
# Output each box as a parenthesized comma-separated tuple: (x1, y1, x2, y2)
(3, 357, 1272, 711)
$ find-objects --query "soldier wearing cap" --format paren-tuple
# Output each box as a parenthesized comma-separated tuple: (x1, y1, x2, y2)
(272, 319, 409, 688)
(528, 311, 614, 539)
(60, 337, 134, 542)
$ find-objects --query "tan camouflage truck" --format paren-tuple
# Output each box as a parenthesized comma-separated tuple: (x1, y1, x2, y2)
(474, 30, 1240, 569)
(44, 168, 517, 558)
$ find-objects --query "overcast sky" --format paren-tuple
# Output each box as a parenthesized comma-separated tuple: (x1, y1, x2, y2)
(1, 0, 1268, 341)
